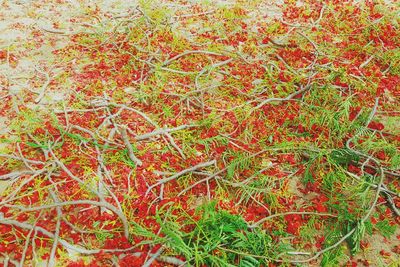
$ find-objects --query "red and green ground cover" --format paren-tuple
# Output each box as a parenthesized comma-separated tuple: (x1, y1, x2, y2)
(0, 0, 399, 266)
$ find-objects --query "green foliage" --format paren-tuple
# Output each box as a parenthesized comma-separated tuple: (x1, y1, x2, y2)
(238, 256, 260, 267)
(129, 216, 168, 246)
(198, 135, 228, 154)
(303, 163, 314, 184)
(299, 217, 318, 243)
(321, 248, 346, 267)
(25, 141, 49, 149)
(364, 219, 373, 235)
(162, 105, 174, 118)
(321, 225, 348, 267)
(345, 220, 365, 255)
(122, 146, 139, 167)
(145, 202, 281, 267)
(322, 171, 348, 192)
(52, 114, 112, 150)
(375, 219, 396, 239)
(302, 156, 318, 184)
(130, 88, 151, 104)
(138, 0, 173, 25)
(92, 221, 114, 242)
(328, 148, 359, 166)
(223, 151, 253, 180)
(390, 153, 400, 170)
(198, 111, 219, 129)
(104, 149, 134, 168)
(354, 132, 397, 157)
(236, 174, 276, 205)
(320, 209, 358, 263)
(9, 109, 43, 132)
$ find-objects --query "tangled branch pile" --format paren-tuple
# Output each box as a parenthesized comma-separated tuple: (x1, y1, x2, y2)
(0, 0, 399, 266)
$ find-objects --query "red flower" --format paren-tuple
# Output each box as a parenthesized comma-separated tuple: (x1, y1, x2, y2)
(349, 107, 361, 121)
(297, 124, 305, 133)
(67, 260, 86, 267)
(379, 249, 391, 257)
(376, 151, 386, 160)
(286, 221, 302, 235)
(367, 121, 384, 131)
(104, 236, 131, 249)
(284, 214, 303, 235)
(315, 236, 325, 249)
(119, 254, 145, 267)
(315, 202, 327, 213)
(261, 37, 270, 44)
(348, 164, 361, 174)
(278, 72, 290, 82)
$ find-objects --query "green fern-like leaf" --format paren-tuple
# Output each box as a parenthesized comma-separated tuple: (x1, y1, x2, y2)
(375, 219, 396, 238)
(224, 151, 253, 179)
(346, 220, 365, 255)
(390, 154, 400, 170)
(329, 148, 359, 166)
(239, 256, 260, 267)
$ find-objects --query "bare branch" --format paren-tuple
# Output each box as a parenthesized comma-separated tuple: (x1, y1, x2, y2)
(162, 50, 224, 66)
(6, 199, 129, 238)
(146, 160, 216, 196)
(119, 126, 143, 166)
(251, 85, 311, 112)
